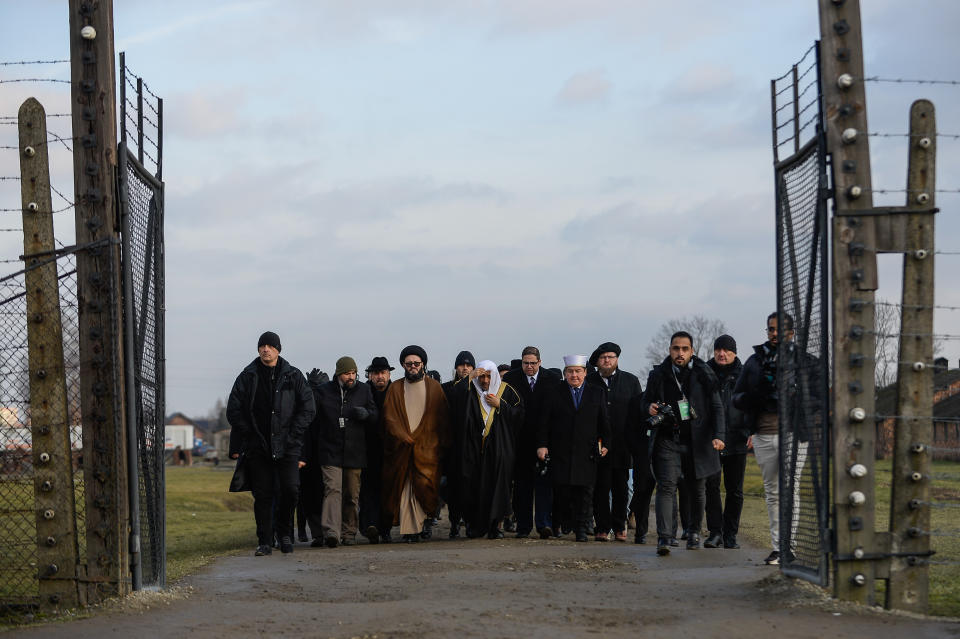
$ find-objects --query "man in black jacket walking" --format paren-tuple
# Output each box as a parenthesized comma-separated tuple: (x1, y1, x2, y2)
(704, 335, 749, 549)
(310, 356, 378, 548)
(537, 355, 611, 542)
(641, 331, 725, 556)
(503, 346, 560, 539)
(227, 331, 316, 556)
(360, 356, 393, 544)
(587, 342, 642, 542)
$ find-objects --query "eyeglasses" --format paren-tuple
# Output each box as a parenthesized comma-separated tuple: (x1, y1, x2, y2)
(403, 360, 423, 368)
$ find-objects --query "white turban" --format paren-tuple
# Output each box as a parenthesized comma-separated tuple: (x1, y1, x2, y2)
(563, 354, 588, 369)
(472, 359, 501, 419)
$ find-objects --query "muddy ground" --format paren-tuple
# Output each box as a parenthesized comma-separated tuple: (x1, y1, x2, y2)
(6, 512, 960, 638)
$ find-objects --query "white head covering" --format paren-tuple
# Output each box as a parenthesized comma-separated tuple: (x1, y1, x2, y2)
(472, 359, 501, 418)
(563, 354, 588, 369)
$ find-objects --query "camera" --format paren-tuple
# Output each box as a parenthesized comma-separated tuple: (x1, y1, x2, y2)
(536, 454, 550, 477)
(646, 402, 677, 428)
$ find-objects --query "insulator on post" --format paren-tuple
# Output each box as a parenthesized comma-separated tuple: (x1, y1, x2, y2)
(914, 249, 928, 260)
(912, 361, 925, 372)
(80, 25, 97, 40)
(849, 491, 866, 506)
(851, 573, 866, 586)
(918, 137, 932, 149)
(837, 73, 854, 89)
(910, 471, 923, 482)
(24, 146, 36, 157)
(849, 407, 866, 422)
(916, 192, 930, 204)
(848, 463, 868, 478)
(853, 547, 865, 559)
(911, 443, 926, 454)
(27, 202, 38, 212)
(846, 185, 862, 199)
(841, 128, 858, 144)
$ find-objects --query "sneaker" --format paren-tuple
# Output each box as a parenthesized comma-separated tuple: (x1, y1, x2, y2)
(280, 536, 293, 554)
(668, 537, 680, 547)
(704, 534, 723, 549)
(764, 550, 780, 565)
(255, 544, 272, 556)
(686, 533, 701, 550)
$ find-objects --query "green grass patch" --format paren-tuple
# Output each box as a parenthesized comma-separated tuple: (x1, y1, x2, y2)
(736, 456, 960, 617)
(164, 466, 255, 582)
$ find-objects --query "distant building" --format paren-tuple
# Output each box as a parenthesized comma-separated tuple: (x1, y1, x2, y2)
(875, 360, 960, 460)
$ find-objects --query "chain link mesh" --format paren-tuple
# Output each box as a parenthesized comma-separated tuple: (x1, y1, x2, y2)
(771, 42, 831, 586)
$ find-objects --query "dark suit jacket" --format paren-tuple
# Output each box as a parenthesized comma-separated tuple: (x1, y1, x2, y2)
(503, 367, 561, 478)
(536, 379, 612, 487)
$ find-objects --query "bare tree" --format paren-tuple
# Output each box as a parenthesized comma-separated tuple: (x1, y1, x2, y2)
(645, 315, 729, 370)
(874, 298, 901, 388)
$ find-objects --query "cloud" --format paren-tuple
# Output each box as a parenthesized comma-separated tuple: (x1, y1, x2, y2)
(556, 68, 612, 106)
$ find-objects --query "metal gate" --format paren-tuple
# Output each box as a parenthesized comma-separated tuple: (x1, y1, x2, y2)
(770, 42, 832, 585)
(118, 55, 165, 589)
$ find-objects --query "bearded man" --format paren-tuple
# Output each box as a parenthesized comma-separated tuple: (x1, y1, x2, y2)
(381, 345, 450, 542)
(449, 360, 524, 539)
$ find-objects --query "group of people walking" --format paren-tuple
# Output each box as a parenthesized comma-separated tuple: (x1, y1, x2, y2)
(227, 312, 802, 566)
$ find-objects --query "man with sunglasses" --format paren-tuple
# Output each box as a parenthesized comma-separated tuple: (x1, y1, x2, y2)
(381, 345, 450, 542)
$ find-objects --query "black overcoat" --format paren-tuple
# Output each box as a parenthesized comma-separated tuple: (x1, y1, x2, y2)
(640, 356, 725, 479)
(503, 367, 561, 479)
(586, 369, 642, 469)
(537, 380, 612, 487)
(707, 357, 750, 455)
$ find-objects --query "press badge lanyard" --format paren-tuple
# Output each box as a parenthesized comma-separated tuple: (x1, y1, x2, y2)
(671, 367, 692, 421)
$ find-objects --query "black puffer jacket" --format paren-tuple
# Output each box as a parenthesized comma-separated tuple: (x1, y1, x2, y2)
(707, 357, 749, 455)
(226, 357, 316, 460)
(640, 356, 725, 479)
(310, 379, 378, 468)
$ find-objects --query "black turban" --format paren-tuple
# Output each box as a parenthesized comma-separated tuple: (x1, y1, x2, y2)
(595, 341, 621, 357)
(399, 344, 428, 367)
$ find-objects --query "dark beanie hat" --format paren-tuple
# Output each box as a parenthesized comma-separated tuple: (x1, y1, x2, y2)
(455, 350, 475, 367)
(257, 331, 281, 352)
(399, 344, 428, 367)
(714, 334, 737, 354)
(335, 356, 358, 377)
(596, 341, 621, 357)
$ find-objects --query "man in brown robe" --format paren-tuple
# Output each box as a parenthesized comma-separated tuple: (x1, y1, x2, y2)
(381, 345, 450, 542)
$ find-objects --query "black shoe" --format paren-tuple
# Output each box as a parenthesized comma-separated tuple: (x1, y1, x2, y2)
(669, 537, 679, 547)
(255, 544, 272, 556)
(704, 534, 723, 549)
(310, 538, 324, 548)
(364, 525, 380, 544)
(686, 533, 701, 549)
(516, 532, 529, 539)
(487, 528, 504, 540)
(380, 533, 392, 544)
(764, 550, 780, 565)
(420, 520, 433, 540)
(724, 537, 740, 549)
(341, 537, 355, 546)
(504, 518, 517, 533)
(657, 539, 670, 556)
(325, 536, 339, 549)
(634, 534, 646, 544)
(402, 533, 419, 543)
(539, 527, 553, 540)
(298, 531, 309, 543)
(680, 531, 689, 541)
(575, 534, 588, 542)
(449, 525, 461, 539)
(280, 536, 294, 554)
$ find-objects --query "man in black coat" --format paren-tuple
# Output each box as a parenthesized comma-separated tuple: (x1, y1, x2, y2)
(503, 346, 561, 539)
(309, 356, 378, 547)
(625, 393, 655, 544)
(440, 350, 475, 538)
(641, 331, 725, 556)
(360, 356, 393, 544)
(537, 354, 611, 542)
(704, 335, 749, 549)
(227, 331, 316, 556)
(587, 341, 642, 542)
(448, 360, 524, 538)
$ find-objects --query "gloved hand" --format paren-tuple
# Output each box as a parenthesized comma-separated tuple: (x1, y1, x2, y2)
(307, 368, 328, 387)
(351, 406, 370, 421)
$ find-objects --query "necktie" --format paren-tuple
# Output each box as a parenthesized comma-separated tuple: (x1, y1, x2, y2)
(529, 376, 536, 391)
(573, 386, 582, 408)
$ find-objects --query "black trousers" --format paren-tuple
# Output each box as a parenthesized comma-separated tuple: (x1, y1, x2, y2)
(358, 464, 383, 533)
(653, 439, 705, 541)
(554, 483, 594, 536)
(593, 463, 630, 534)
(629, 463, 656, 537)
(704, 453, 747, 539)
(246, 451, 300, 546)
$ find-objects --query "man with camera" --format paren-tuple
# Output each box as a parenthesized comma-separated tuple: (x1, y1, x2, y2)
(641, 331, 725, 556)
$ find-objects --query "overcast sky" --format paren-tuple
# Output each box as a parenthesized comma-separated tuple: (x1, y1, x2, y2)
(2, 1, 959, 418)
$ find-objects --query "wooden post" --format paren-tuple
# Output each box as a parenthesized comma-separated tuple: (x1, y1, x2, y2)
(887, 100, 936, 612)
(819, 0, 880, 604)
(67, 0, 130, 602)
(18, 98, 80, 609)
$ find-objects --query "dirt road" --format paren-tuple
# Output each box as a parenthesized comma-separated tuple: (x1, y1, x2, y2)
(7, 517, 960, 638)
